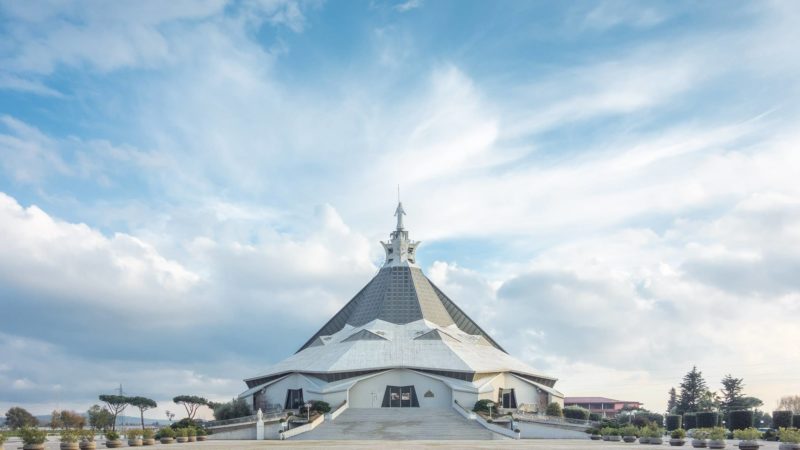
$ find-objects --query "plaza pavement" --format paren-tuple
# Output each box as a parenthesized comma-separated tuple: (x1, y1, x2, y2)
(0, 438, 785, 450)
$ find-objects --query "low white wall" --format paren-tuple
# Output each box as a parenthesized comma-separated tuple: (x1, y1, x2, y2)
(208, 424, 256, 440)
(280, 414, 325, 439)
(474, 413, 520, 440)
(516, 421, 589, 439)
(326, 400, 349, 421)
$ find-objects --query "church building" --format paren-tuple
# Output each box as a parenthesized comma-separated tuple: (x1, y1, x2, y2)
(239, 203, 563, 413)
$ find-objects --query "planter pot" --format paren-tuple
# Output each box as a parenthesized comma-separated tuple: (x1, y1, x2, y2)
(197, 436, 207, 441)
(779, 445, 800, 450)
(603, 435, 610, 441)
(23, 445, 45, 450)
(609, 436, 622, 442)
(624, 436, 637, 443)
(160, 437, 175, 444)
(176, 437, 188, 443)
(105, 441, 123, 449)
(708, 440, 726, 449)
(61, 443, 81, 450)
(79, 442, 97, 450)
(671, 439, 687, 446)
(189, 436, 197, 442)
(590, 435, 602, 440)
(651, 437, 664, 444)
(641, 437, 651, 444)
(693, 440, 708, 448)
(738, 441, 759, 450)
(128, 438, 143, 446)
(142, 438, 156, 446)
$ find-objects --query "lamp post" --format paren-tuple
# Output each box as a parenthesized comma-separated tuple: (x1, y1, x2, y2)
(304, 402, 312, 423)
(486, 401, 495, 420)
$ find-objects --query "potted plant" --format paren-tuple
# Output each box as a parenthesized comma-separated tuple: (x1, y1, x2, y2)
(61, 429, 80, 450)
(601, 426, 611, 441)
(142, 428, 156, 446)
(708, 427, 727, 449)
(779, 428, 800, 450)
(196, 428, 207, 441)
(621, 425, 639, 443)
(127, 429, 143, 447)
(588, 427, 601, 440)
(175, 428, 188, 443)
(693, 428, 710, 448)
(79, 430, 97, 450)
(734, 427, 761, 450)
(187, 427, 197, 442)
(20, 426, 48, 450)
(0, 432, 6, 447)
(649, 426, 665, 445)
(671, 428, 687, 446)
(104, 430, 122, 448)
(639, 426, 651, 445)
(608, 429, 622, 442)
(158, 427, 175, 444)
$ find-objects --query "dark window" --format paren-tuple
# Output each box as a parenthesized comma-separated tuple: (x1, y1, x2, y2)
(284, 389, 304, 410)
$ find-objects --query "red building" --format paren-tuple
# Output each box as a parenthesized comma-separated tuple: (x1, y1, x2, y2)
(564, 397, 642, 418)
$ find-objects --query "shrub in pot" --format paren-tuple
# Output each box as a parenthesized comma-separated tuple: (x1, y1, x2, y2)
(639, 426, 651, 444)
(734, 427, 761, 450)
(601, 426, 612, 441)
(588, 427, 601, 440)
(104, 431, 122, 448)
(778, 428, 800, 450)
(187, 427, 197, 442)
(20, 426, 48, 450)
(61, 429, 80, 450)
(158, 426, 175, 444)
(649, 425, 665, 445)
(127, 429, 143, 447)
(621, 425, 639, 443)
(708, 427, 727, 449)
(197, 428, 207, 441)
(773, 412, 793, 430)
(142, 428, 156, 446)
(0, 432, 6, 446)
(671, 428, 687, 446)
(692, 428, 710, 448)
(175, 428, 188, 443)
(79, 430, 96, 450)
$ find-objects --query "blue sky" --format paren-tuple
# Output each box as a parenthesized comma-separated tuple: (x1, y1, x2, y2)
(1, 0, 800, 419)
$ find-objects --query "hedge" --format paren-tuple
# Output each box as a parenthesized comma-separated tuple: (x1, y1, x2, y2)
(697, 411, 719, 428)
(546, 402, 563, 417)
(666, 414, 682, 431)
(773, 411, 793, 429)
(683, 413, 697, 430)
(729, 410, 754, 430)
(794, 415, 800, 428)
(563, 406, 590, 420)
(589, 413, 601, 421)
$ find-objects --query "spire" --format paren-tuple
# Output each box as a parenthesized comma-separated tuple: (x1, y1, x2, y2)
(381, 201, 419, 267)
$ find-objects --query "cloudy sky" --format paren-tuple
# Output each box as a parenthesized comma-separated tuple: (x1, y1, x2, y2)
(1, 0, 799, 420)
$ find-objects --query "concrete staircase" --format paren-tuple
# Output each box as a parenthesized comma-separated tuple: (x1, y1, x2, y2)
(291, 408, 497, 440)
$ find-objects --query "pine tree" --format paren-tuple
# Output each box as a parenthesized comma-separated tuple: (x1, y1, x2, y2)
(720, 374, 745, 414)
(678, 366, 708, 413)
(667, 387, 678, 413)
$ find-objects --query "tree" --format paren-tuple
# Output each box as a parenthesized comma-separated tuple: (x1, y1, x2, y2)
(4, 406, 39, 429)
(667, 387, 678, 413)
(698, 390, 720, 412)
(172, 395, 209, 420)
(720, 374, 745, 414)
(678, 366, 708, 413)
(127, 396, 157, 430)
(87, 405, 114, 431)
(777, 395, 800, 413)
(50, 410, 63, 429)
(213, 398, 252, 421)
(98, 395, 129, 431)
(61, 410, 85, 429)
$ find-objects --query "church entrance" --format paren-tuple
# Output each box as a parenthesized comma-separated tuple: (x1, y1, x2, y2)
(381, 385, 419, 407)
(285, 388, 304, 410)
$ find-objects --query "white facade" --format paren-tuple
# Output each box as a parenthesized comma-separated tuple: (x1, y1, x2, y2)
(240, 204, 563, 413)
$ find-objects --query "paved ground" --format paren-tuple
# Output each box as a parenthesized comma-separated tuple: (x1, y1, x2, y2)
(1, 438, 785, 449)
(292, 408, 495, 440)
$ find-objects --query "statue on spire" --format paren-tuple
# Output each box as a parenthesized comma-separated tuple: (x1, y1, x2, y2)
(394, 202, 406, 230)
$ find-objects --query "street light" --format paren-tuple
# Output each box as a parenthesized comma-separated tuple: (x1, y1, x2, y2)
(486, 401, 495, 420)
(304, 402, 312, 423)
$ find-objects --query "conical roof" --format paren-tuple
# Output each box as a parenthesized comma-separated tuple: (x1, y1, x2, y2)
(297, 203, 504, 353)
